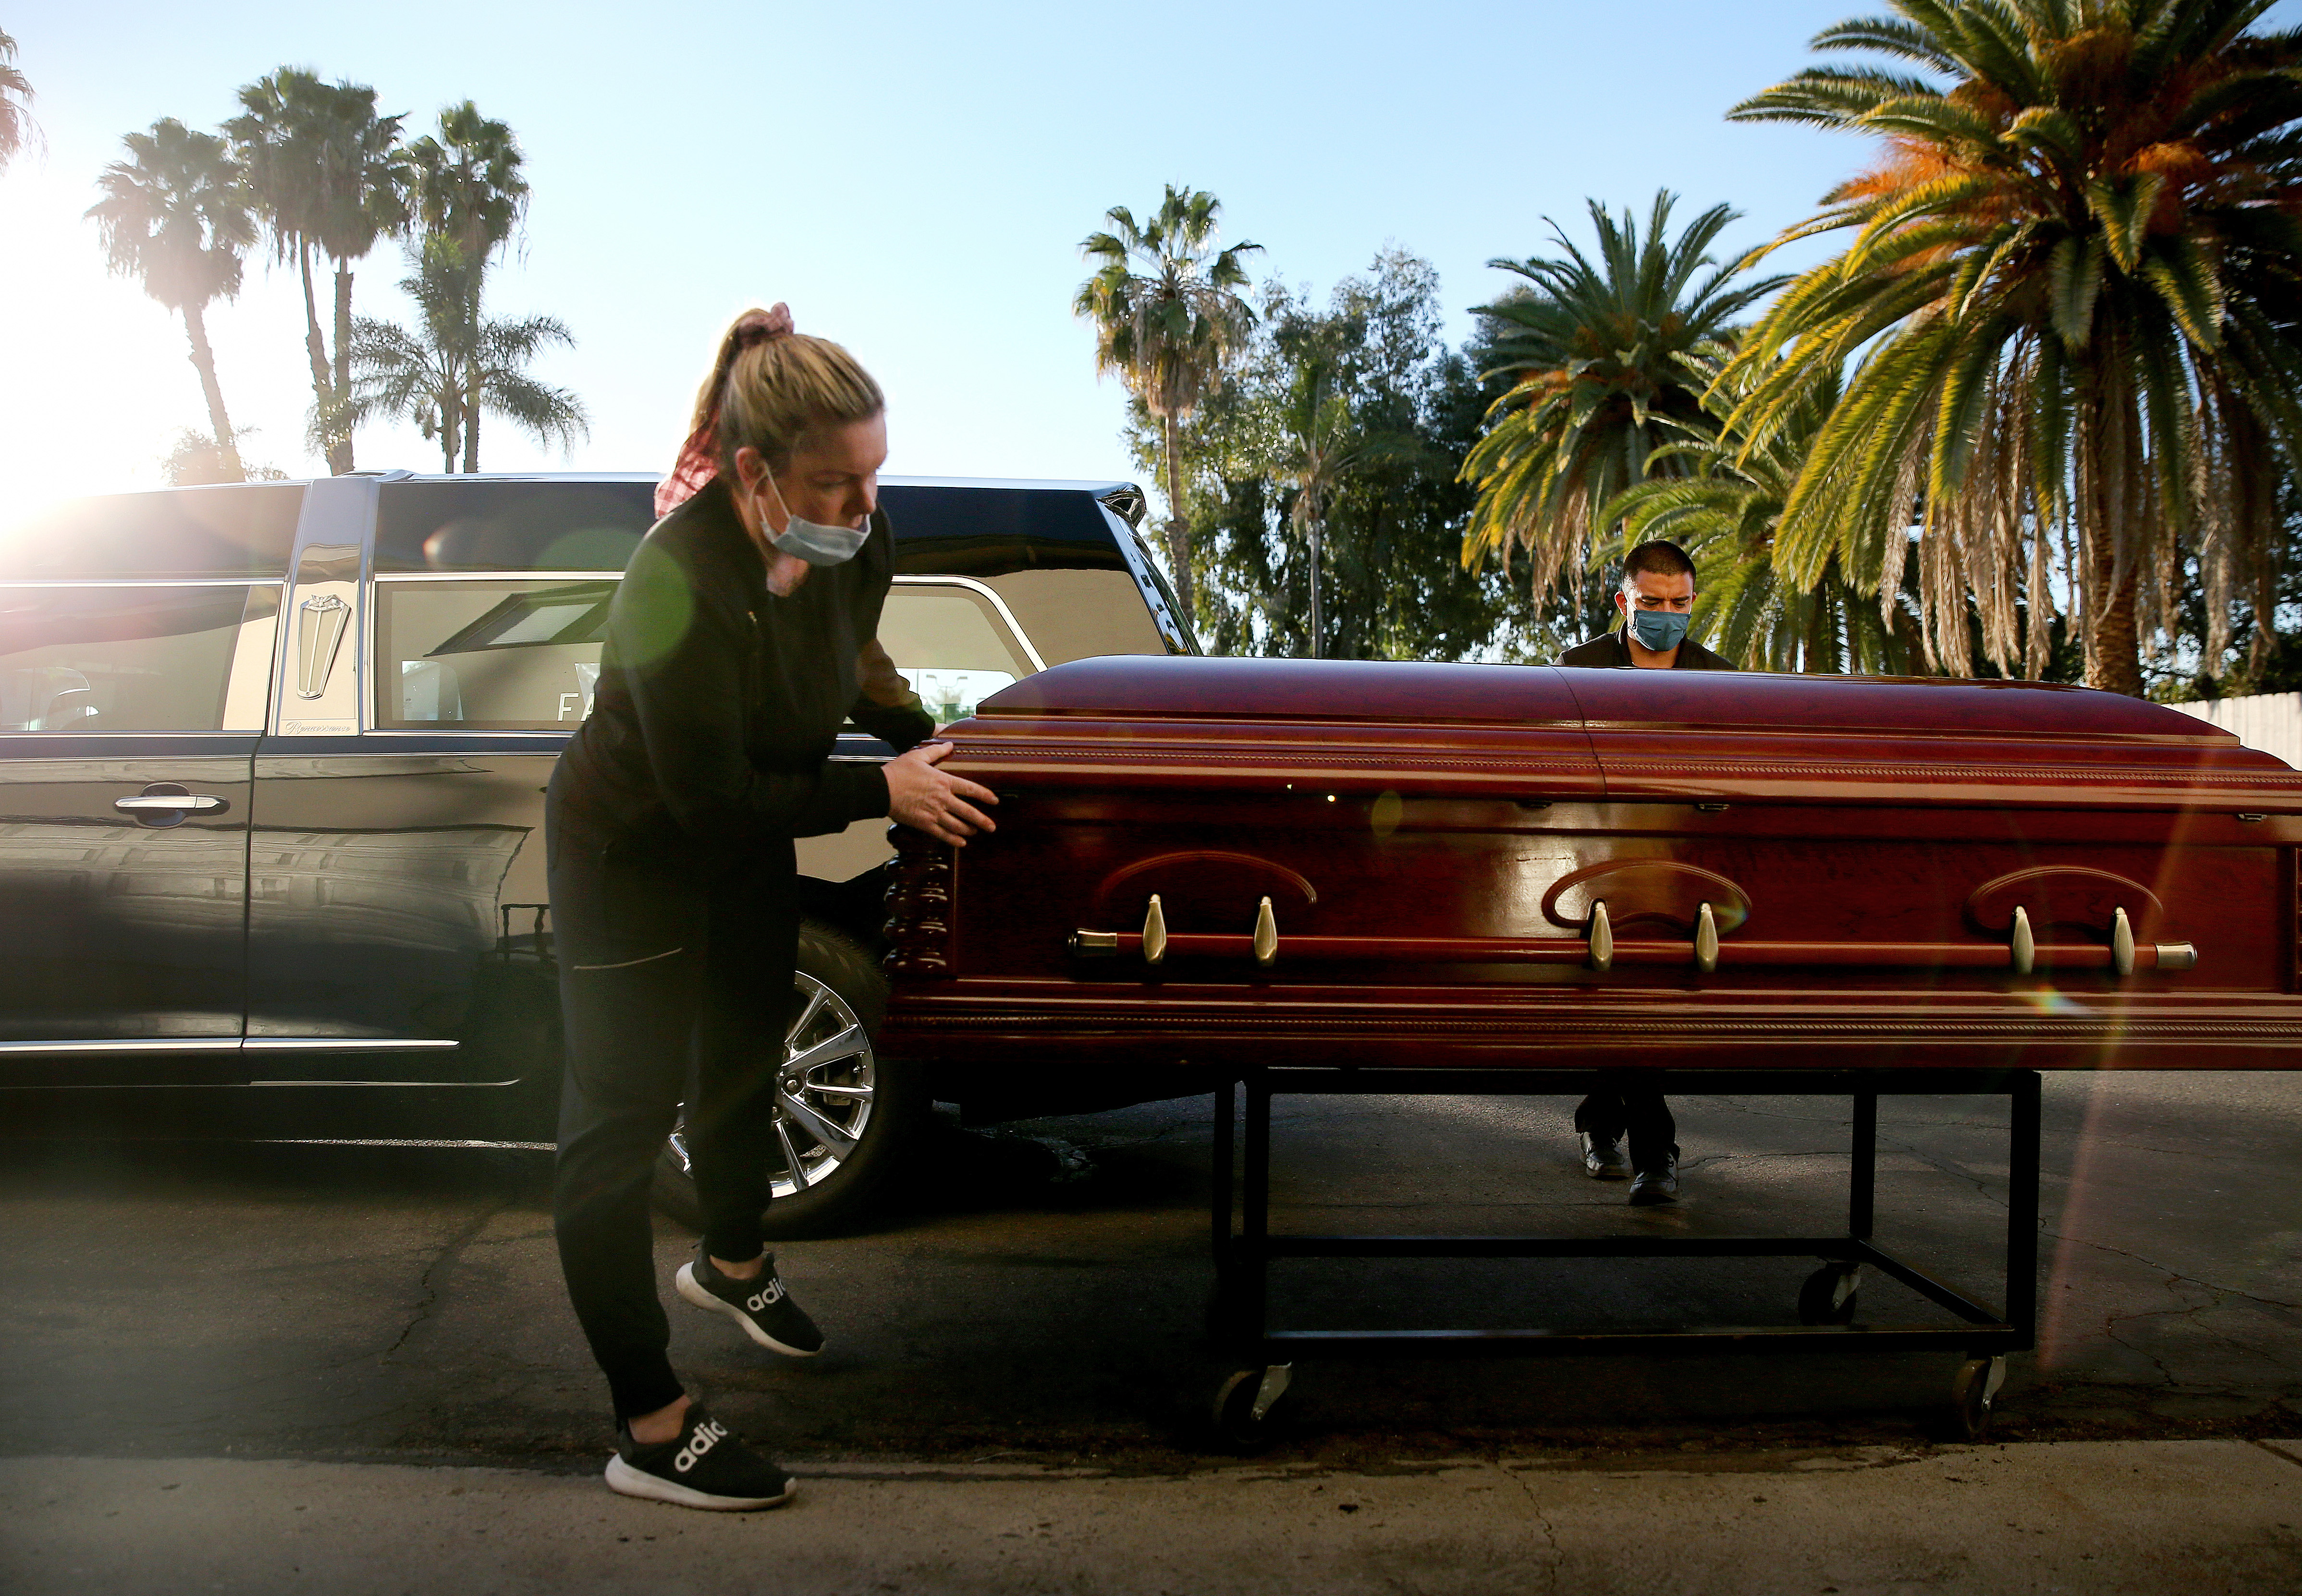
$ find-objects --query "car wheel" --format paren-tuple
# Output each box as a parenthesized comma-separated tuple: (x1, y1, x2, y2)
(651, 919, 924, 1238)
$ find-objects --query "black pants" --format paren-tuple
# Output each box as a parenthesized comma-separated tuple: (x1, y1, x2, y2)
(1574, 1078, 1677, 1172)
(548, 806, 800, 1420)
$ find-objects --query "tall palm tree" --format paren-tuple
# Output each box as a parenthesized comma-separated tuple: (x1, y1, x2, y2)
(1723, 0, 2302, 695)
(1460, 192, 1788, 611)
(1076, 185, 1262, 625)
(351, 235, 586, 472)
(1273, 344, 1418, 658)
(0, 29, 36, 173)
(87, 120, 254, 482)
(405, 102, 529, 474)
(1604, 367, 1922, 673)
(228, 69, 407, 474)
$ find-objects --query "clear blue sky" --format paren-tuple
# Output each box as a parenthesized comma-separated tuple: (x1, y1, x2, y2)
(7, 0, 2298, 518)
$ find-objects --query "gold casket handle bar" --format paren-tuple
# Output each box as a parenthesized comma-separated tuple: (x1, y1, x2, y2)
(1067, 929, 2199, 974)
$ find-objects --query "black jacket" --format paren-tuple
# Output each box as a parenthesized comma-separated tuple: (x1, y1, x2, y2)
(1558, 627, 1736, 672)
(553, 477, 935, 854)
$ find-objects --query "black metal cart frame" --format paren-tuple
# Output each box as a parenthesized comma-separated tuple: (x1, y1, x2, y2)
(1208, 1066, 2041, 1442)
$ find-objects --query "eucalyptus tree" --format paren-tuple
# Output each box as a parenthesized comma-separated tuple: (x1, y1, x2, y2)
(404, 102, 529, 472)
(87, 120, 255, 481)
(1604, 368, 1922, 673)
(228, 69, 408, 473)
(0, 29, 36, 173)
(1461, 192, 1787, 614)
(351, 235, 585, 473)
(1723, 0, 2302, 694)
(1075, 185, 1262, 624)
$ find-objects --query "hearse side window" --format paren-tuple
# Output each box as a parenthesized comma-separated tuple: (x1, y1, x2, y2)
(0, 585, 272, 732)
(876, 580, 1040, 724)
(372, 578, 614, 730)
(0, 485, 303, 580)
(374, 481, 655, 572)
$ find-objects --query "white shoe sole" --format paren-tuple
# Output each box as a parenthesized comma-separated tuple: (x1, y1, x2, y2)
(675, 1263, 823, 1357)
(605, 1454, 794, 1511)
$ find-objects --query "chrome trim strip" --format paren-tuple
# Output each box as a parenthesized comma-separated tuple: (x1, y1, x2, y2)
(371, 571, 626, 583)
(248, 1079, 517, 1088)
(0, 1038, 241, 1055)
(891, 574, 1049, 673)
(255, 1137, 553, 1149)
(241, 1038, 461, 1052)
(0, 579, 286, 589)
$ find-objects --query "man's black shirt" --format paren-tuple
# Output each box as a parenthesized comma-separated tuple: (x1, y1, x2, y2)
(1558, 626, 1736, 672)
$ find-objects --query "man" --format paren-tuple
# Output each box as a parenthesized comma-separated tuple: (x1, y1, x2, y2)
(1557, 539, 1733, 1205)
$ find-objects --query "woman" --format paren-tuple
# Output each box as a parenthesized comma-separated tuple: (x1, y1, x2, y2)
(548, 305, 996, 1511)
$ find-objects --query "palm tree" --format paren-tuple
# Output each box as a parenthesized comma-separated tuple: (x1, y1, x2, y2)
(1604, 367, 1923, 673)
(1076, 185, 1262, 625)
(1723, 0, 2302, 695)
(1460, 192, 1788, 612)
(87, 120, 254, 482)
(405, 102, 529, 474)
(351, 235, 586, 472)
(0, 29, 36, 173)
(227, 70, 407, 474)
(1273, 342, 1418, 658)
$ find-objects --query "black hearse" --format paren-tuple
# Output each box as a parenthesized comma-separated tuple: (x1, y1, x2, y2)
(0, 472, 1190, 1231)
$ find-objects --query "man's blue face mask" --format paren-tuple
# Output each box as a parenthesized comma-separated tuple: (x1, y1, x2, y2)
(1627, 607, 1691, 652)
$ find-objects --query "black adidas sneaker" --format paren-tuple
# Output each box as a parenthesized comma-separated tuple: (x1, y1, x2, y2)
(675, 1245, 826, 1357)
(603, 1403, 795, 1511)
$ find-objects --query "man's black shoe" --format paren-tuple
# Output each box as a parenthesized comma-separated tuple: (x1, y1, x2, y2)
(604, 1402, 794, 1511)
(1627, 1152, 1680, 1206)
(676, 1245, 825, 1357)
(1580, 1131, 1629, 1180)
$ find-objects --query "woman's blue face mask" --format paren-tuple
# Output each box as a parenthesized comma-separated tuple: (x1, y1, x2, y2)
(1627, 607, 1691, 652)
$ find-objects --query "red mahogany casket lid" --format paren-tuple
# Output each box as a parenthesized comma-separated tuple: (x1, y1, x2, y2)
(973, 656, 2256, 748)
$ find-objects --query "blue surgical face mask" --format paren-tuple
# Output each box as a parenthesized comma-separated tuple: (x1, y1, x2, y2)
(759, 474, 872, 567)
(1627, 607, 1691, 652)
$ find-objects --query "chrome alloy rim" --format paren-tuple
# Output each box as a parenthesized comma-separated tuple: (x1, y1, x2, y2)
(665, 970, 877, 1201)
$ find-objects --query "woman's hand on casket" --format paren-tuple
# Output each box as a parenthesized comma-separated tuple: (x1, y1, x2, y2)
(884, 742, 999, 845)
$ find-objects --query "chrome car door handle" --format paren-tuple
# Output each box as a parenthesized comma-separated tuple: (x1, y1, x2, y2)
(113, 785, 231, 828)
(113, 794, 227, 812)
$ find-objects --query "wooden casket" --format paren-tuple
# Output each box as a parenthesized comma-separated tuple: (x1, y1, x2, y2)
(879, 657, 2302, 1072)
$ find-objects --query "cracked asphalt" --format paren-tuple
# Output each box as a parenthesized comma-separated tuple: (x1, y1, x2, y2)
(2, 1071, 2297, 1469)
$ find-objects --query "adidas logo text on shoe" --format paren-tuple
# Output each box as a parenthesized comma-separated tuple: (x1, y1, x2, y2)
(674, 1417, 730, 1474)
(745, 1280, 786, 1312)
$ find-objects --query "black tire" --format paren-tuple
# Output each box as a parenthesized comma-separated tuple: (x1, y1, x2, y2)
(650, 918, 926, 1239)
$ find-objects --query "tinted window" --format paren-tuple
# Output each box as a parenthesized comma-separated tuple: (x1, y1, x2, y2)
(0, 586, 257, 731)
(0, 486, 304, 579)
(376, 481, 657, 572)
(881, 485, 1127, 577)
(374, 579, 613, 729)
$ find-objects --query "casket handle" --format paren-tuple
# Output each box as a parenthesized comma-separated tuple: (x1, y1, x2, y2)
(1144, 895, 1168, 966)
(1588, 902, 1613, 974)
(1253, 897, 1278, 968)
(2010, 906, 2035, 975)
(1695, 902, 1720, 975)
(2112, 905, 2134, 978)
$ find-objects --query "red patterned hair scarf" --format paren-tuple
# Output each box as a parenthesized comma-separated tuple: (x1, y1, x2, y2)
(654, 303, 796, 518)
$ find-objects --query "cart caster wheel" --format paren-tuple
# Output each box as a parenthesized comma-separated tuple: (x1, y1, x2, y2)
(1796, 1264, 1861, 1325)
(1949, 1355, 2006, 1441)
(1212, 1364, 1293, 1451)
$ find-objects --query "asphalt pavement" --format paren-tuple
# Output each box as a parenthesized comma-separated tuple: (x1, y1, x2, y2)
(2, 1072, 2299, 1589)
